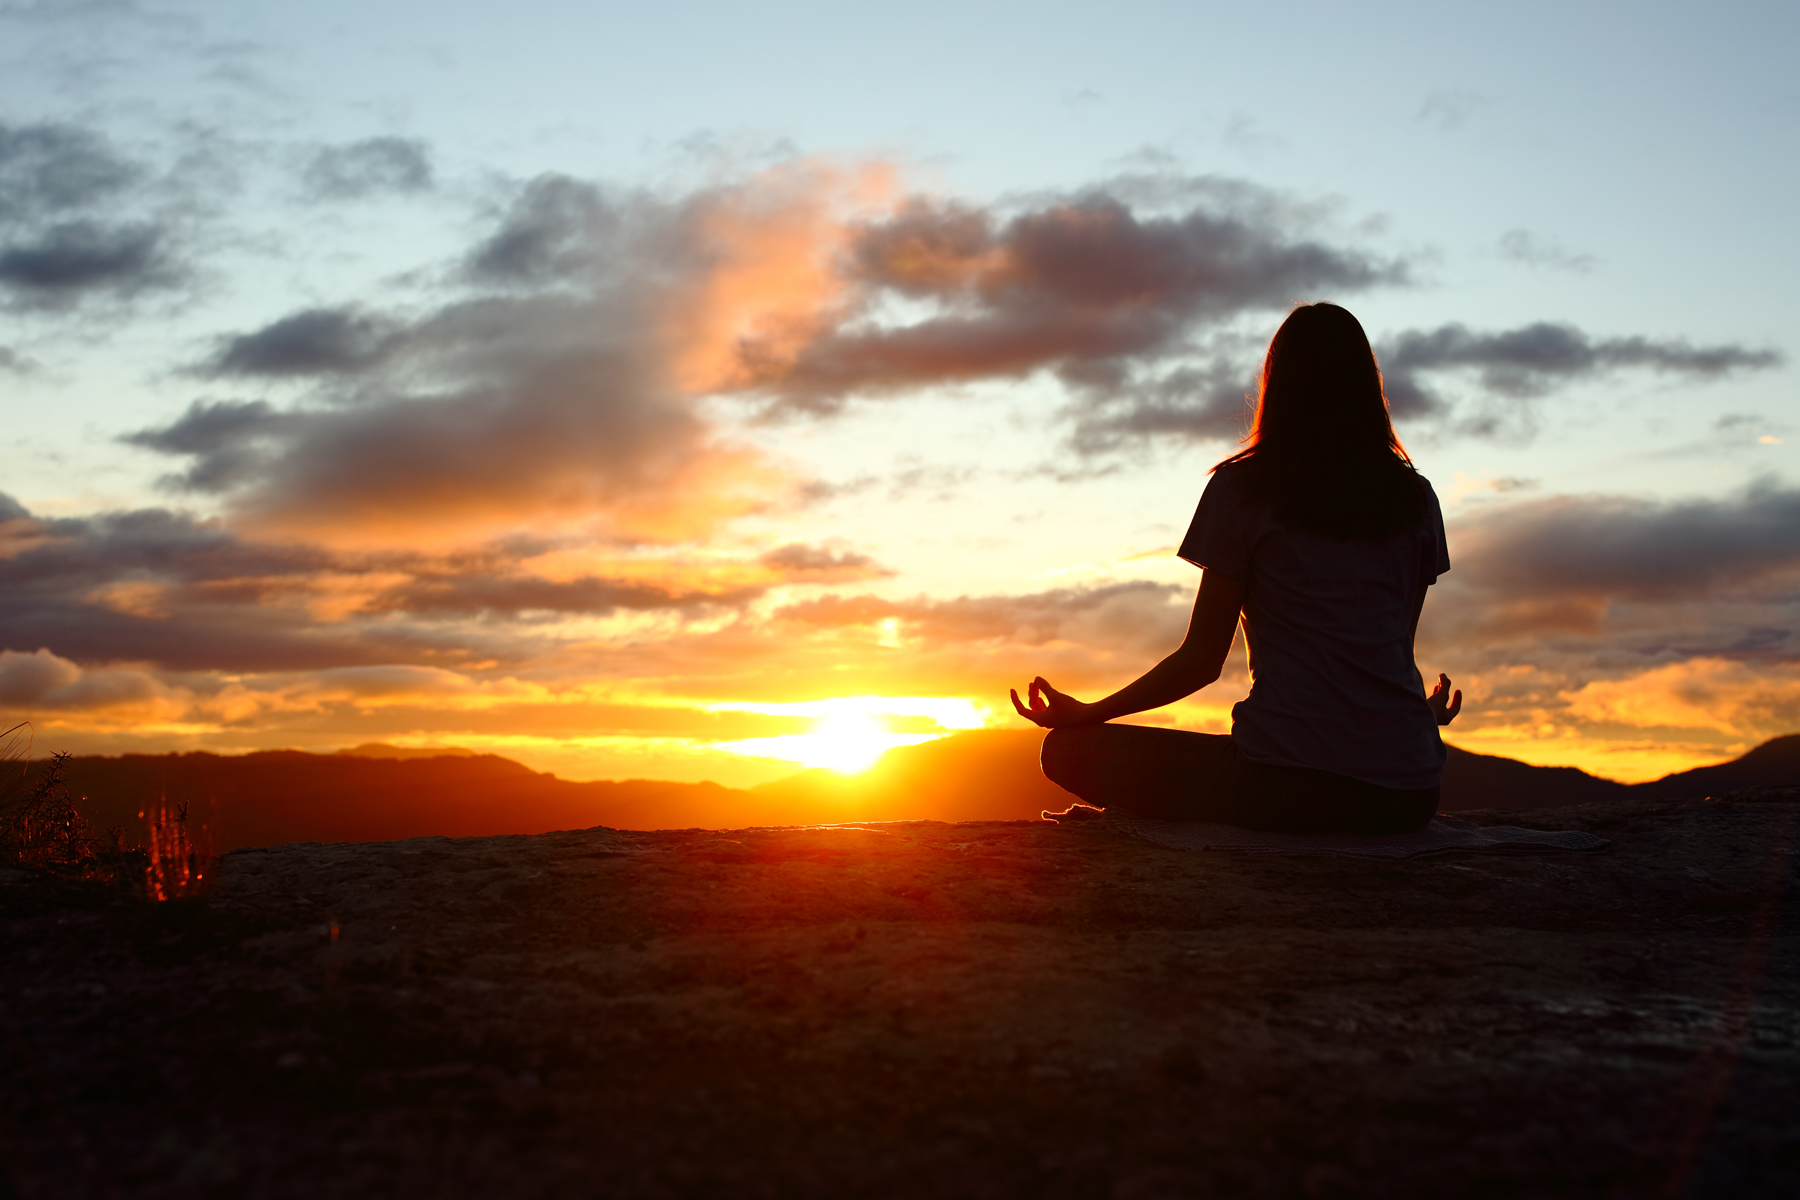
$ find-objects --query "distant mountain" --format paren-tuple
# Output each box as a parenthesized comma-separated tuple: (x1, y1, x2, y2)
(59, 751, 759, 852)
(1632, 734, 1800, 799)
(49, 729, 1800, 850)
(1439, 744, 1631, 811)
(752, 728, 1070, 823)
(335, 743, 478, 759)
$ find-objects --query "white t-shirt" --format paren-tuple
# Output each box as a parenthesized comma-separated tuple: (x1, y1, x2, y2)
(1177, 463, 1451, 790)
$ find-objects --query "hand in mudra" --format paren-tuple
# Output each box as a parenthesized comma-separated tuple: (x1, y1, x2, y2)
(1009, 677, 1095, 729)
(1428, 672, 1463, 726)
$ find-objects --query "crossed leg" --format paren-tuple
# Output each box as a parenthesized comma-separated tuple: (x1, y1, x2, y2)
(1038, 723, 1439, 834)
(1040, 724, 1240, 822)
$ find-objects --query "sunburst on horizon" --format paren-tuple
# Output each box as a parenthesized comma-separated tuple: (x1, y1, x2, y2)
(708, 695, 987, 774)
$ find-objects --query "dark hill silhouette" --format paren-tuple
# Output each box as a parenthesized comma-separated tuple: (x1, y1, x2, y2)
(1439, 744, 1631, 811)
(49, 729, 1800, 850)
(335, 742, 478, 759)
(752, 728, 1070, 822)
(1632, 733, 1800, 799)
(60, 751, 763, 852)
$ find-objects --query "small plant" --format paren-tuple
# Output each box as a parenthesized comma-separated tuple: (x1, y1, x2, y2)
(144, 798, 212, 901)
(0, 723, 112, 872)
(0, 721, 162, 892)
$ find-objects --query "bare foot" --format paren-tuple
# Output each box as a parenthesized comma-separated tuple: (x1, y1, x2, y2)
(1041, 803, 1107, 824)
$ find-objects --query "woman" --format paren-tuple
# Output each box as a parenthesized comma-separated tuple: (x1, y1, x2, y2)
(1010, 303, 1461, 835)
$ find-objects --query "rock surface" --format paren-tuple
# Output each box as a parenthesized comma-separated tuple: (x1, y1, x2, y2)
(3, 789, 1798, 1198)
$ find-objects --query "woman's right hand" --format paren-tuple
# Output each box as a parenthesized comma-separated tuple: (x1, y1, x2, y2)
(1427, 673, 1463, 726)
(1009, 677, 1096, 729)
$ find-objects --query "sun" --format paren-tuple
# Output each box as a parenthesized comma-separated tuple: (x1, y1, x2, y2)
(708, 697, 980, 774)
(794, 713, 907, 773)
(717, 713, 939, 774)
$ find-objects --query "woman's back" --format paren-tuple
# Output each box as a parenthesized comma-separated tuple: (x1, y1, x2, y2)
(1179, 461, 1449, 790)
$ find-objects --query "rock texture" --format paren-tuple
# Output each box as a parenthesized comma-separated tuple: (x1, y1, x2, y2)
(3, 789, 1798, 1198)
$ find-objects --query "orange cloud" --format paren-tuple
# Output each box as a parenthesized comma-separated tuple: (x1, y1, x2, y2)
(667, 158, 901, 395)
(1561, 658, 1800, 740)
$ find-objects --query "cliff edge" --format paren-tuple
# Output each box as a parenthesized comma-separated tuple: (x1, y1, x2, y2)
(3, 788, 1797, 1198)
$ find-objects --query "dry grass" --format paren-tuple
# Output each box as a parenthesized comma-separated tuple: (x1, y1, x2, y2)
(143, 798, 211, 900)
(0, 721, 202, 896)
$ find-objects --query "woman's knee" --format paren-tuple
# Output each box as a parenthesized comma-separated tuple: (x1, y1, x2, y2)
(1040, 724, 1103, 789)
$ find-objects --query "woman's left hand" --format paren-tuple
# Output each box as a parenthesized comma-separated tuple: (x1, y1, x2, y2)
(1009, 677, 1096, 728)
(1427, 672, 1463, 726)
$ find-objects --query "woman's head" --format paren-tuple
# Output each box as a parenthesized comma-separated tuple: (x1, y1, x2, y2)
(1251, 302, 1400, 457)
(1219, 303, 1423, 539)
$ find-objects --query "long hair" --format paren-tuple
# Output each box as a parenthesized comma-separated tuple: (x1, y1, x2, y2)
(1214, 302, 1424, 540)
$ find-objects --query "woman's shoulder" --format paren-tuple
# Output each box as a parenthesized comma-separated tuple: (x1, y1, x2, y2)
(1414, 472, 1444, 517)
(1206, 456, 1259, 493)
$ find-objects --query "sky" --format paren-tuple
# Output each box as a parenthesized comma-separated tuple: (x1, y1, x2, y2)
(1, 0, 1796, 786)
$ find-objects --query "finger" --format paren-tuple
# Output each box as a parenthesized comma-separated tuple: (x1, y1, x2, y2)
(1010, 690, 1047, 727)
(1448, 690, 1463, 717)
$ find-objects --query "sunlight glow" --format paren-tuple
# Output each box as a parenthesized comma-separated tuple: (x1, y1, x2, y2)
(705, 695, 988, 728)
(707, 696, 987, 773)
(712, 713, 941, 773)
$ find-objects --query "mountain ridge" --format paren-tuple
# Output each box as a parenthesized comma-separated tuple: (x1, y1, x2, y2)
(47, 729, 1797, 852)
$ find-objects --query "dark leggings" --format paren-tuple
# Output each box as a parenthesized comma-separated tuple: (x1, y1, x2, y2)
(1041, 724, 1438, 835)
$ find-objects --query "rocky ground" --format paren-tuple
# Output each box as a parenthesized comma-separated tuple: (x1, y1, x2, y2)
(2, 789, 1797, 1199)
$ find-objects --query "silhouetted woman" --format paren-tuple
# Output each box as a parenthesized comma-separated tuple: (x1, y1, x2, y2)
(1011, 303, 1461, 834)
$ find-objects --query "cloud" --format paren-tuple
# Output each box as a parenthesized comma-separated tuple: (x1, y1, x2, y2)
(1420, 480, 1800, 693)
(1408, 484, 1800, 771)
(118, 399, 288, 492)
(1449, 478, 1800, 605)
(1047, 316, 1780, 452)
(1382, 322, 1777, 407)
(462, 173, 614, 285)
(775, 580, 1188, 654)
(82, 156, 1796, 725)
(1560, 657, 1800, 741)
(1417, 90, 1486, 132)
(205, 308, 403, 377)
(0, 494, 889, 673)
(752, 185, 1408, 416)
(0, 119, 179, 306)
(127, 164, 868, 545)
(1497, 229, 1597, 273)
(0, 647, 177, 713)
(1056, 353, 1262, 450)
(0, 218, 169, 300)
(128, 156, 1781, 528)
(0, 120, 138, 218)
(301, 137, 432, 200)
(0, 502, 380, 672)
(757, 542, 893, 580)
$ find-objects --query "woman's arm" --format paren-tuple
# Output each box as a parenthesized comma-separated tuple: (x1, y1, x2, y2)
(1412, 582, 1463, 725)
(1010, 569, 1247, 728)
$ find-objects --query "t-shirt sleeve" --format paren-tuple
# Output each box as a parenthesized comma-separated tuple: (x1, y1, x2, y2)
(1420, 480, 1450, 583)
(1177, 470, 1251, 578)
